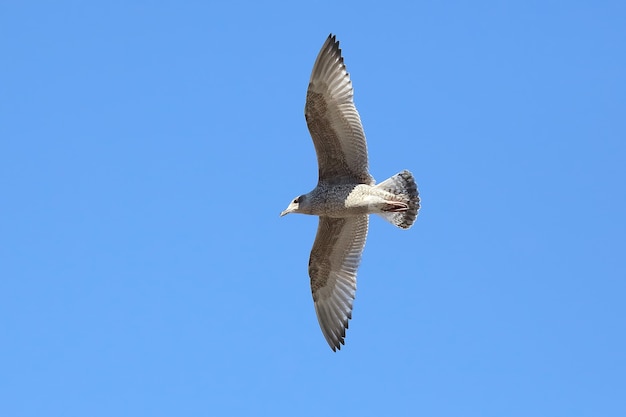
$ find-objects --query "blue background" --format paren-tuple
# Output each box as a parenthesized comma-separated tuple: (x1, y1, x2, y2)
(2, 1, 625, 416)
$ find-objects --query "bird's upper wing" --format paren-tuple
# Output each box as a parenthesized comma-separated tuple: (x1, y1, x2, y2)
(305, 34, 374, 185)
(309, 215, 369, 351)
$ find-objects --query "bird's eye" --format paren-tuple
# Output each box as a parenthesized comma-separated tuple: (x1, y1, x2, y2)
(294, 198, 299, 204)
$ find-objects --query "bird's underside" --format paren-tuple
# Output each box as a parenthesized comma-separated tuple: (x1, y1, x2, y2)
(281, 34, 420, 351)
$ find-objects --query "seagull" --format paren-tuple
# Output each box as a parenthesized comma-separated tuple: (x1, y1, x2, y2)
(281, 34, 420, 351)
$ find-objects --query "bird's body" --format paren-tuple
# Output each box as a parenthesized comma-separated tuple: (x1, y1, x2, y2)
(293, 182, 415, 218)
(281, 34, 420, 351)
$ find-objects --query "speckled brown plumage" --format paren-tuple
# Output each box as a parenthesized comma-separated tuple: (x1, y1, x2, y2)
(281, 34, 421, 351)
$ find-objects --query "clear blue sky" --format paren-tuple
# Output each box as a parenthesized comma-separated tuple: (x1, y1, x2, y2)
(1, 1, 625, 416)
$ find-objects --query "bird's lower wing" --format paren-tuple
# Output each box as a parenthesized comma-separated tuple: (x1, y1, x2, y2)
(309, 215, 369, 351)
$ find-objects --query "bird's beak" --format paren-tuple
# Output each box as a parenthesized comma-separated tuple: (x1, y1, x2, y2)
(280, 201, 297, 217)
(280, 206, 294, 217)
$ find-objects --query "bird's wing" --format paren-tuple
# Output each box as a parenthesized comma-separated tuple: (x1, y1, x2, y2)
(305, 34, 374, 185)
(309, 215, 369, 351)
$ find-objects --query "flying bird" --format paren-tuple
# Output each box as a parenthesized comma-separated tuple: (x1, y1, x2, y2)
(281, 34, 420, 351)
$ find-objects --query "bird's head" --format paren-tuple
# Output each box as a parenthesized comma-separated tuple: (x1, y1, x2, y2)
(280, 195, 307, 217)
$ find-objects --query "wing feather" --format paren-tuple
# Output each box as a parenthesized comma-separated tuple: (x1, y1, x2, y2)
(309, 215, 369, 351)
(305, 34, 374, 185)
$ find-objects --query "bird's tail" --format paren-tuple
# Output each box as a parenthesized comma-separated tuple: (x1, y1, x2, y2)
(375, 170, 420, 229)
